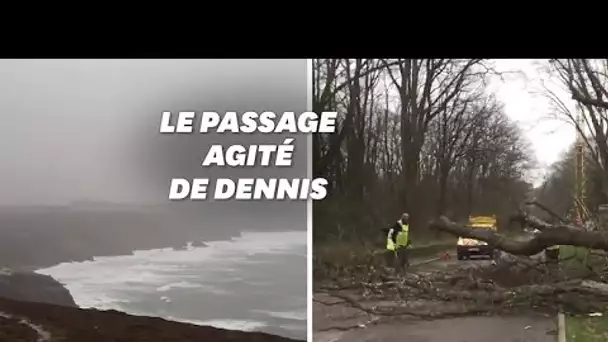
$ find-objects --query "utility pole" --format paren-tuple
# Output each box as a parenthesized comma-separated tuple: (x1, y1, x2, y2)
(573, 108, 586, 226)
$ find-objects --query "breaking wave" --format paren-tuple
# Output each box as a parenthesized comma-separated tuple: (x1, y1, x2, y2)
(35, 230, 306, 339)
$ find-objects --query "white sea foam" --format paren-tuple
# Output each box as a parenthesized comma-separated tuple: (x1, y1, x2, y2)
(255, 310, 307, 321)
(156, 281, 203, 292)
(168, 317, 267, 331)
(156, 281, 232, 296)
(34, 230, 306, 335)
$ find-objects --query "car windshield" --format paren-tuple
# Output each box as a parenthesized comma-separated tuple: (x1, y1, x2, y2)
(471, 225, 494, 230)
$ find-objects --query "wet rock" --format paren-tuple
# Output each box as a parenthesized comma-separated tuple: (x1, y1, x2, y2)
(0, 271, 76, 307)
(0, 297, 303, 342)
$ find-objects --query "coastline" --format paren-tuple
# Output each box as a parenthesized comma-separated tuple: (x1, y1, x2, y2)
(0, 204, 302, 272)
(1, 244, 306, 341)
(29, 230, 307, 340)
(0, 206, 307, 340)
(0, 295, 305, 341)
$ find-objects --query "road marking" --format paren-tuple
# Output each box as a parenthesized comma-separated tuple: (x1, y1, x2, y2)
(558, 312, 566, 342)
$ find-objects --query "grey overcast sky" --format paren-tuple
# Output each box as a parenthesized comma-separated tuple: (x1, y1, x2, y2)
(0, 59, 576, 205)
(380, 59, 578, 186)
(0, 60, 144, 205)
(489, 59, 578, 185)
(0, 59, 307, 206)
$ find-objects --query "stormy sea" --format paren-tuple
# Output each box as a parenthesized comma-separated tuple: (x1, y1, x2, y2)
(35, 230, 306, 340)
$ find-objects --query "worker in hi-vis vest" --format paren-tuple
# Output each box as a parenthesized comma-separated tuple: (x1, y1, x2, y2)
(384, 213, 411, 268)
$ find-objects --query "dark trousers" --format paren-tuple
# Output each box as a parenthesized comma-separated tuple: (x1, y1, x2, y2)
(385, 247, 409, 268)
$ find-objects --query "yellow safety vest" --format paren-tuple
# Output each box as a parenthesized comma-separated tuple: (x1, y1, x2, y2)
(387, 221, 409, 251)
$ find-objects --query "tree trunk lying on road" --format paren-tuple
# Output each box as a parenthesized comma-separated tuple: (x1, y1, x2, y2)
(429, 213, 608, 255)
(316, 259, 608, 324)
(314, 208, 608, 326)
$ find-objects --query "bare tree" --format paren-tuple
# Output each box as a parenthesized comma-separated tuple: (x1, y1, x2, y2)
(546, 59, 608, 203)
(313, 59, 608, 326)
(381, 59, 486, 228)
(313, 59, 534, 242)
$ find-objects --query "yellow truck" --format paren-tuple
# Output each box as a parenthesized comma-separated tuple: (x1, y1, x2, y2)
(457, 215, 497, 260)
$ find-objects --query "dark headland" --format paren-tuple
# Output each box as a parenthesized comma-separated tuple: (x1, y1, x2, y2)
(0, 204, 305, 342)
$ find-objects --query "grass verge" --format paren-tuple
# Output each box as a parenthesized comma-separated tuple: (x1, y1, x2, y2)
(313, 238, 456, 277)
(567, 315, 608, 341)
(561, 245, 608, 341)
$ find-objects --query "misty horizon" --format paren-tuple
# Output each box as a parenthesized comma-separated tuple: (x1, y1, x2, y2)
(0, 59, 308, 340)
(0, 59, 307, 208)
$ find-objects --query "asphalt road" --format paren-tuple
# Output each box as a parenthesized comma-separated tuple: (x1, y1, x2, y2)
(314, 313, 557, 342)
(314, 254, 557, 342)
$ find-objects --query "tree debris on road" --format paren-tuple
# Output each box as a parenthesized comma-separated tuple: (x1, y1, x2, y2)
(316, 210, 608, 328)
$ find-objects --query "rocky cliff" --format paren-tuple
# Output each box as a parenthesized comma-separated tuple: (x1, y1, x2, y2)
(0, 270, 76, 308)
(0, 271, 303, 341)
(0, 296, 303, 341)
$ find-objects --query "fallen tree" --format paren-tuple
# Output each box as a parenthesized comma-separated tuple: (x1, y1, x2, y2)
(314, 208, 608, 329)
(429, 212, 608, 256)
